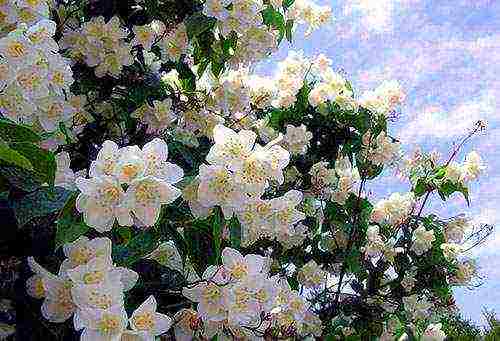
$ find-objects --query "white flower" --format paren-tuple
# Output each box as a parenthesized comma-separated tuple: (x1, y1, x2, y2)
(411, 226, 435, 256)
(197, 164, 245, 217)
(371, 192, 415, 226)
(297, 260, 327, 289)
(440, 243, 463, 261)
(129, 296, 173, 340)
(452, 259, 477, 285)
(173, 309, 200, 341)
(36, 95, 74, 132)
(90, 140, 120, 178)
(144, 241, 183, 272)
(72, 280, 124, 312)
(123, 176, 181, 227)
(223, 279, 261, 326)
(113, 145, 147, 184)
(66, 256, 114, 286)
(159, 23, 188, 61)
(282, 124, 313, 155)
(141, 138, 184, 182)
(79, 305, 128, 341)
(445, 215, 470, 243)
(27, 258, 76, 323)
(206, 124, 256, 171)
(182, 265, 228, 322)
(75, 176, 132, 232)
(271, 190, 306, 229)
(461, 151, 486, 182)
(61, 236, 112, 270)
(222, 247, 267, 281)
(55, 152, 78, 190)
(422, 323, 446, 341)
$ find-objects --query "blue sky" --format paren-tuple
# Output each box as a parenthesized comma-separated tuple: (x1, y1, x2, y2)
(263, 0, 500, 325)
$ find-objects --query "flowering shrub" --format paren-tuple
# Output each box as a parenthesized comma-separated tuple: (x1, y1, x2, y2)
(0, 0, 493, 340)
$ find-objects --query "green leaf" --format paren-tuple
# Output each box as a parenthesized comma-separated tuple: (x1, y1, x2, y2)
(0, 143, 34, 171)
(211, 208, 223, 264)
(229, 215, 241, 249)
(283, 0, 295, 9)
(285, 19, 294, 42)
(413, 177, 429, 197)
(0, 164, 41, 192)
(113, 229, 160, 267)
(185, 12, 217, 40)
(0, 119, 41, 143)
(12, 187, 72, 227)
(262, 6, 286, 42)
(9, 142, 56, 187)
(55, 192, 89, 249)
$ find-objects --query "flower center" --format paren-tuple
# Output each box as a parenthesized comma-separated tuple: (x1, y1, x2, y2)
(133, 312, 155, 331)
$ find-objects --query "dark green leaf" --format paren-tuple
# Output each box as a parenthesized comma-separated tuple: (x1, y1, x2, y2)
(0, 164, 41, 192)
(0, 119, 41, 143)
(0, 143, 34, 171)
(113, 229, 160, 267)
(211, 208, 223, 264)
(285, 19, 294, 42)
(185, 12, 217, 40)
(9, 142, 56, 187)
(12, 187, 72, 227)
(283, 0, 295, 9)
(229, 215, 241, 249)
(55, 192, 90, 249)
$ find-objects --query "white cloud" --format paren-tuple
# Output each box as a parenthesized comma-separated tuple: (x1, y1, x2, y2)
(343, 0, 420, 32)
(398, 90, 497, 143)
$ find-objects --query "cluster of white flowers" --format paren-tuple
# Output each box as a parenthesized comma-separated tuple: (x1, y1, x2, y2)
(203, 0, 280, 67)
(362, 225, 403, 262)
(26, 236, 174, 341)
(61, 16, 133, 78)
(0, 0, 50, 34)
(185, 124, 308, 248)
(359, 80, 405, 116)
(131, 98, 176, 134)
(444, 150, 486, 183)
(131, 20, 189, 62)
(283, 124, 313, 155)
(297, 259, 327, 289)
(75, 138, 184, 231)
(207, 67, 252, 119)
(182, 247, 322, 339)
(272, 51, 311, 108)
(308, 59, 355, 110)
(309, 156, 360, 204)
(403, 294, 432, 321)
(451, 259, 477, 285)
(422, 323, 446, 341)
(0, 20, 81, 132)
(371, 192, 415, 226)
(411, 225, 436, 256)
(362, 131, 401, 166)
(287, 0, 332, 36)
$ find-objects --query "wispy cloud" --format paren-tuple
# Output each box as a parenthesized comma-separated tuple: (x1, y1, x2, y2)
(398, 90, 496, 143)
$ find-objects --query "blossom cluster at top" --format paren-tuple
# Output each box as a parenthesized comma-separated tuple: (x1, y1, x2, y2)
(0, 0, 50, 34)
(75, 138, 184, 231)
(26, 236, 174, 341)
(0, 19, 81, 132)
